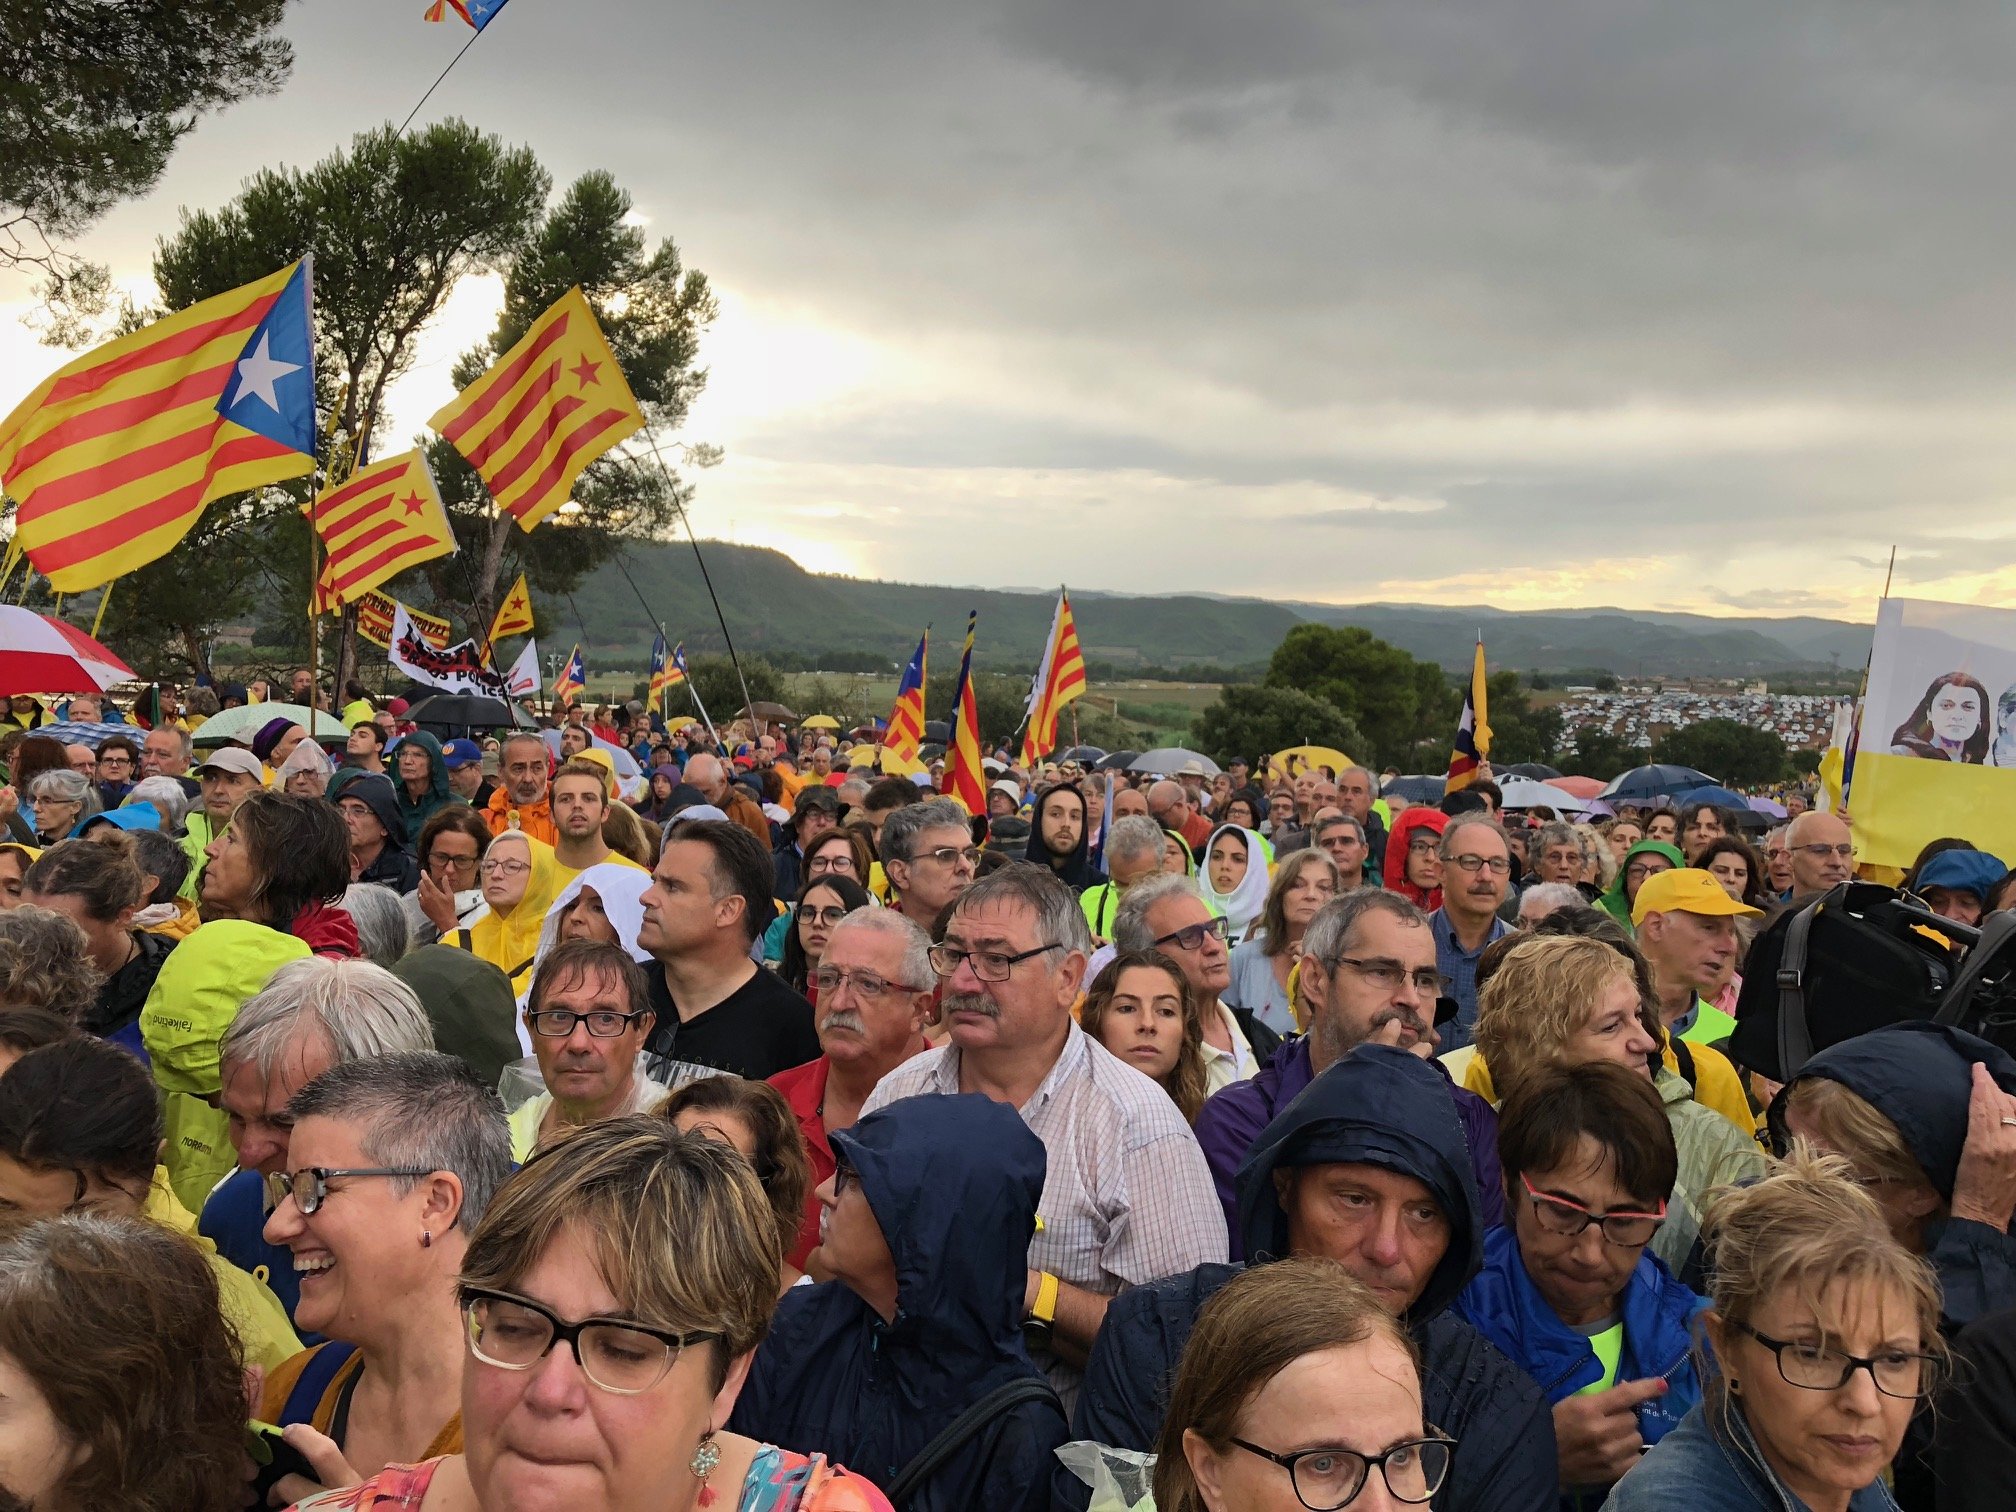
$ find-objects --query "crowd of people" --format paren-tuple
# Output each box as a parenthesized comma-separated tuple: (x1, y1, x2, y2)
(0, 673, 2013, 1512)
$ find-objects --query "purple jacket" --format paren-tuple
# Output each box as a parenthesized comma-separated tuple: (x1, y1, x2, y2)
(1194, 1037, 1505, 1259)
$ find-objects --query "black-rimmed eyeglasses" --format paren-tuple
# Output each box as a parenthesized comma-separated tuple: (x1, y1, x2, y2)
(461, 1287, 723, 1395)
(1730, 1321, 1935, 1399)
(525, 1008, 650, 1039)
(1227, 1433, 1454, 1510)
(927, 942, 1063, 981)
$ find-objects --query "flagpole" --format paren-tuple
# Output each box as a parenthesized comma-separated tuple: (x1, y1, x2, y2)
(638, 431, 758, 731)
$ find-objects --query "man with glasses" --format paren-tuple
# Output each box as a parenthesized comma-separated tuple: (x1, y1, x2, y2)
(863, 864, 1224, 1407)
(1785, 809, 1856, 899)
(509, 939, 663, 1159)
(1196, 888, 1507, 1251)
(1431, 816, 1514, 1051)
(639, 819, 820, 1078)
(1111, 874, 1278, 1092)
(880, 797, 979, 934)
(767, 910, 935, 1270)
(1312, 810, 1370, 890)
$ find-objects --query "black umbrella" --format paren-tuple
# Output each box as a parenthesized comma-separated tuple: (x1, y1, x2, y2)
(922, 719, 951, 743)
(1383, 774, 1446, 803)
(1501, 762, 1563, 780)
(1061, 745, 1107, 763)
(403, 694, 537, 735)
(1095, 749, 1141, 771)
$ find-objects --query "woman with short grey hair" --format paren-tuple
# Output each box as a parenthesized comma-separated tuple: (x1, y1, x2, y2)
(123, 774, 190, 832)
(27, 767, 98, 843)
(256, 1050, 510, 1497)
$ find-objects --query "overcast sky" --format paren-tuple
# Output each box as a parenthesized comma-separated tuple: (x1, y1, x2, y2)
(10, 0, 2016, 621)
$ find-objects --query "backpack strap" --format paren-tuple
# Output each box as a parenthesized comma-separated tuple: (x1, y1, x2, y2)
(1670, 1034, 1696, 1092)
(883, 1374, 1062, 1507)
(1775, 890, 1831, 1078)
(279, 1340, 360, 1428)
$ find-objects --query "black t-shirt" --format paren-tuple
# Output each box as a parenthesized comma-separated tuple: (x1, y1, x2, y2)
(644, 961, 820, 1080)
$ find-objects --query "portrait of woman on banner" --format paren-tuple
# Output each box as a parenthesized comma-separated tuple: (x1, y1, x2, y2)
(1890, 670, 1991, 764)
(1989, 684, 2016, 768)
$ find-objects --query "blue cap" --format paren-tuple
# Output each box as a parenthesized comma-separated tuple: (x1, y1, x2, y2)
(442, 739, 484, 769)
(1914, 849, 2008, 905)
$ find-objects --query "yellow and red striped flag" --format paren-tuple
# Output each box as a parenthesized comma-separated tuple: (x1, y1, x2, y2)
(428, 288, 644, 532)
(882, 631, 928, 763)
(1018, 588, 1088, 767)
(310, 449, 456, 611)
(356, 592, 452, 650)
(488, 571, 535, 644)
(0, 259, 319, 592)
(945, 612, 987, 816)
(1445, 637, 1492, 792)
(553, 644, 586, 706)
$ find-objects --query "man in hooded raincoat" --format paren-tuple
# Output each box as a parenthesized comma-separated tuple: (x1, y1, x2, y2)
(1062, 1044, 1557, 1512)
(729, 1094, 1067, 1511)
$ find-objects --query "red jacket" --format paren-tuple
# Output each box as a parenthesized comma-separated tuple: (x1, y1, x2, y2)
(766, 1057, 834, 1271)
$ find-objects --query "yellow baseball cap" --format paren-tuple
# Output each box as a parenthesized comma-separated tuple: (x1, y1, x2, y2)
(1632, 867, 1764, 925)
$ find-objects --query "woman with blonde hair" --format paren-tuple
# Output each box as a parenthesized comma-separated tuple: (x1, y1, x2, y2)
(1079, 949, 1210, 1124)
(1152, 1256, 1453, 1512)
(1472, 932, 1764, 1286)
(292, 1116, 891, 1510)
(1606, 1148, 1947, 1511)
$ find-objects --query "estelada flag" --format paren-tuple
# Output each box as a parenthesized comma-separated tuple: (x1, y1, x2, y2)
(883, 631, 928, 763)
(428, 288, 644, 532)
(1019, 588, 1087, 767)
(1445, 637, 1492, 792)
(945, 612, 987, 816)
(648, 634, 687, 709)
(356, 592, 451, 650)
(0, 259, 318, 592)
(553, 644, 586, 705)
(424, 0, 509, 28)
(488, 572, 535, 644)
(311, 449, 456, 611)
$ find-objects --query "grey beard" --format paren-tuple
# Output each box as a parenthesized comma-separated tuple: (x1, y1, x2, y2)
(820, 1009, 865, 1035)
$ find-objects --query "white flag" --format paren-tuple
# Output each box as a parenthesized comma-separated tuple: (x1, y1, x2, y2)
(388, 604, 509, 699)
(505, 638, 541, 699)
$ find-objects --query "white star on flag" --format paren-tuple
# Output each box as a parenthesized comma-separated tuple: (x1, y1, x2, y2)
(233, 331, 302, 414)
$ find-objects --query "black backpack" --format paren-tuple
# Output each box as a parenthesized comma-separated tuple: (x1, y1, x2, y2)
(1732, 882, 2016, 1079)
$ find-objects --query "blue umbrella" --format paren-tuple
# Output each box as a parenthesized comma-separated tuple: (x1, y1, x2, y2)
(31, 720, 132, 748)
(1597, 764, 1717, 803)
(1383, 774, 1447, 803)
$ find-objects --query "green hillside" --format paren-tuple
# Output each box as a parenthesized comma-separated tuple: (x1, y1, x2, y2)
(549, 540, 1871, 677)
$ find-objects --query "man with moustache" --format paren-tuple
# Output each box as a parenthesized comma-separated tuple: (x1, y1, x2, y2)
(1193, 887, 1506, 1254)
(767, 910, 935, 1272)
(1430, 815, 1514, 1051)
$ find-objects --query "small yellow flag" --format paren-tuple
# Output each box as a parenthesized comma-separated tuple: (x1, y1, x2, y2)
(488, 571, 535, 644)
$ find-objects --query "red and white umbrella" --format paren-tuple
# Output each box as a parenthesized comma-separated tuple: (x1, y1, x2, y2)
(0, 607, 135, 696)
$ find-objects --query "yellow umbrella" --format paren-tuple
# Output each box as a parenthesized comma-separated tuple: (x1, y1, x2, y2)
(1266, 745, 1354, 779)
(800, 714, 841, 730)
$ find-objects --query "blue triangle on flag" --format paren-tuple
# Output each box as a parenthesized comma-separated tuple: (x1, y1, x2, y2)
(217, 259, 318, 457)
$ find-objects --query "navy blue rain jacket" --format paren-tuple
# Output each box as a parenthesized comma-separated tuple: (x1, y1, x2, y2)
(728, 1093, 1066, 1511)
(1771, 1021, 2016, 1332)
(1063, 1044, 1557, 1512)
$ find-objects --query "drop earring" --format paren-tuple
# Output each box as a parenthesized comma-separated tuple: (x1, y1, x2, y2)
(691, 1432, 722, 1507)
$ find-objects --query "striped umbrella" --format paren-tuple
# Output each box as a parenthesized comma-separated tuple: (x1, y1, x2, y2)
(0, 608, 134, 696)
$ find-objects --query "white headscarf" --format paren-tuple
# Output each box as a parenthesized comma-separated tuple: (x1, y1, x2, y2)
(514, 863, 656, 1027)
(1198, 823, 1272, 944)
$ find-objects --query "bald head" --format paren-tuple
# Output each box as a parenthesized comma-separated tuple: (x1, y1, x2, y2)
(684, 753, 726, 802)
(1146, 779, 1190, 827)
(1786, 809, 1853, 894)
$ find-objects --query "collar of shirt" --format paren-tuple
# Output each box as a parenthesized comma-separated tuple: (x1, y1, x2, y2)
(927, 1018, 1088, 1109)
(1198, 1002, 1257, 1076)
(1430, 908, 1508, 960)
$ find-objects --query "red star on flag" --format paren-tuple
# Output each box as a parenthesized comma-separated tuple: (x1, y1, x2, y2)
(401, 492, 425, 516)
(570, 355, 602, 387)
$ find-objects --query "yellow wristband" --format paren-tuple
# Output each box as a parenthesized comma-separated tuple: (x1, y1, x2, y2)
(1032, 1270, 1060, 1325)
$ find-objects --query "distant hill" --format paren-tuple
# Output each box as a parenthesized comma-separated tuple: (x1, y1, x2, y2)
(558, 541, 1872, 676)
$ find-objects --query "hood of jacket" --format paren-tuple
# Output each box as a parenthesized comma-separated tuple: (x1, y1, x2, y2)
(730, 1094, 1055, 1491)
(1025, 783, 1106, 890)
(836, 1093, 1046, 1360)
(1457, 1225, 1707, 1408)
(1199, 823, 1272, 940)
(87, 927, 176, 1039)
(469, 832, 563, 983)
(391, 731, 455, 826)
(393, 944, 521, 1090)
(1598, 839, 1684, 925)
(140, 921, 311, 1092)
(335, 771, 409, 849)
(1235, 1042, 1483, 1321)
(518, 863, 656, 1007)
(1383, 807, 1449, 910)
(1771, 1021, 2016, 1200)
